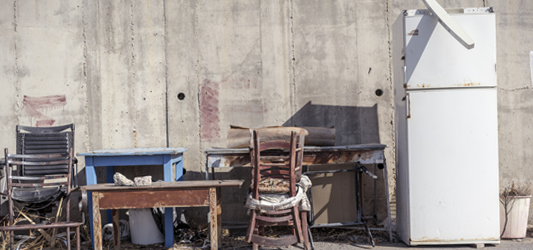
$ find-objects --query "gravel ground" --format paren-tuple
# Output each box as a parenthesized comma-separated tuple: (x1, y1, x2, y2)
(77, 227, 533, 250)
(9, 225, 530, 250)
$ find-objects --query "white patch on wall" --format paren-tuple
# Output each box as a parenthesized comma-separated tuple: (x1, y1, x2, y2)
(530, 51, 533, 86)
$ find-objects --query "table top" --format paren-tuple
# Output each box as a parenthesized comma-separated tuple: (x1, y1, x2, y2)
(77, 147, 187, 157)
(82, 180, 244, 191)
(205, 143, 386, 154)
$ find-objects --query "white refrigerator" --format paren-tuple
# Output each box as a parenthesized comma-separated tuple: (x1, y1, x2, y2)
(395, 5, 500, 246)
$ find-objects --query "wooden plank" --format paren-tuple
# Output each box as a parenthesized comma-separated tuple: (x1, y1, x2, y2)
(422, 0, 475, 49)
(98, 189, 210, 209)
(82, 180, 244, 191)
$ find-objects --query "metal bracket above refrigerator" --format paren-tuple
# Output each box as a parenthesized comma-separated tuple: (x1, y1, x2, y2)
(422, 0, 475, 49)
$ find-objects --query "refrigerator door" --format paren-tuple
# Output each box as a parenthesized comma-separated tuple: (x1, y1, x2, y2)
(406, 88, 499, 244)
(404, 8, 496, 89)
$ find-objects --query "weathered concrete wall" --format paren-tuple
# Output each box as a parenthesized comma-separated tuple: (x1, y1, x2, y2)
(1, 0, 533, 226)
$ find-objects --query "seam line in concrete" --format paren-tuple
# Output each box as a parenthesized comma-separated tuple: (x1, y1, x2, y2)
(289, 0, 296, 125)
(14, 0, 20, 122)
(130, 0, 138, 148)
(195, 0, 203, 160)
(164, 0, 170, 148)
(83, 0, 90, 152)
(385, 0, 397, 210)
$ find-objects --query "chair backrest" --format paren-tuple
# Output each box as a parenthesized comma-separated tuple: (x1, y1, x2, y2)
(16, 124, 74, 176)
(4, 147, 74, 220)
(250, 129, 305, 199)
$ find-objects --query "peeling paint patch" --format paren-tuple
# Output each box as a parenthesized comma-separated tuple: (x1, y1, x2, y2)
(200, 80, 220, 142)
(22, 95, 66, 127)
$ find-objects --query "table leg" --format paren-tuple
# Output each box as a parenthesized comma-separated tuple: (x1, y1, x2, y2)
(85, 157, 97, 248)
(174, 156, 184, 181)
(163, 155, 172, 182)
(383, 160, 393, 242)
(209, 187, 218, 250)
(217, 187, 222, 245)
(205, 158, 210, 180)
(164, 207, 174, 247)
(374, 164, 378, 224)
(112, 209, 121, 250)
(92, 192, 103, 250)
(163, 155, 176, 247)
(106, 166, 115, 223)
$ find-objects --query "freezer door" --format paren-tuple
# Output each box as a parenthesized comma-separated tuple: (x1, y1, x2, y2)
(404, 9, 496, 89)
(406, 88, 500, 244)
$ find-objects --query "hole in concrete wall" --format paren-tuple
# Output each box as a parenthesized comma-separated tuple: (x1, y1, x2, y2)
(177, 92, 185, 100)
(375, 89, 383, 97)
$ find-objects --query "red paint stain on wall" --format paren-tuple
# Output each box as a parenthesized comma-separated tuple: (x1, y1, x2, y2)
(22, 95, 66, 127)
(200, 80, 220, 142)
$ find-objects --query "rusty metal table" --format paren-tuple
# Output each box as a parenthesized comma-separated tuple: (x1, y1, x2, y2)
(205, 144, 393, 242)
(82, 180, 244, 250)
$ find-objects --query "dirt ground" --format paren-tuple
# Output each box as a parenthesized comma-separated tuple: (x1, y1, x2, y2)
(5, 226, 533, 250)
(76, 227, 533, 250)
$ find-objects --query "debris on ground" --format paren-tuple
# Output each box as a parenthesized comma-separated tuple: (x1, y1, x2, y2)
(0, 205, 85, 250)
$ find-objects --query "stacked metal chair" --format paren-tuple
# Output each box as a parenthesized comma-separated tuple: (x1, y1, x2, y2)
(0, 124, 83, 250)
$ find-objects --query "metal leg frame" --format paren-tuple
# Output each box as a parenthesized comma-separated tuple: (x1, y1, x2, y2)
(355, 162, 375, 247)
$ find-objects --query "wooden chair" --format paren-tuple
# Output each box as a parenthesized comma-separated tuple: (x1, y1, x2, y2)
(0, 124, 83, 249)
(246, 129, 311, 250)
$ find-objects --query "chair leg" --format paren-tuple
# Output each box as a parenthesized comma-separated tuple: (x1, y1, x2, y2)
(67, 227, 71, 249)
(76, 226, 81, 250)
(246, 210, 257, 242)
(253, 242, 259, 250)
(10, 231, 14, 250)
(301, 211, 311, 250)
(292, 207, 304, 243)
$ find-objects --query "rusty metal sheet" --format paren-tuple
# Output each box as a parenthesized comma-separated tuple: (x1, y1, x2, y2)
(207, 149, 384, 168)
(208, 154, 251, 168)
(303, 150, 384, 165)
(98, 188, 210, 209)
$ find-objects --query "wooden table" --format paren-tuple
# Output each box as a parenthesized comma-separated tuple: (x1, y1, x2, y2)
(78, 147, 187, 247)
(82, 180, 244, 250)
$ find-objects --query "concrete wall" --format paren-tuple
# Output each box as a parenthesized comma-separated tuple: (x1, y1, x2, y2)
(1, 0, 533, 226)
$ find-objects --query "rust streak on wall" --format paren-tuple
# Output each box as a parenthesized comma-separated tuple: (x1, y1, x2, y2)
(200, 79, 220, 142)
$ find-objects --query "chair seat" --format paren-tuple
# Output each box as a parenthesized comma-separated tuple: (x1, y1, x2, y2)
(12, 186, 65, 203)
(256, 178, 290, 194)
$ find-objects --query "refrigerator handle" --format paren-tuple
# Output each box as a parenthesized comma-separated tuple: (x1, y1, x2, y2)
(406, 93, 411, 119)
